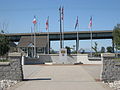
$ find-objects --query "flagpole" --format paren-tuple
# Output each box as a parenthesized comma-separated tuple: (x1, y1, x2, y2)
(90, 27, 92, 57)
(62, 6, 64, 48)
(47, 16, 49, 54)
(77, 21, 79, 54)
(34, 24, 36, 58)
(59, 6, 62, 49)
(89, 17, 93, 57)
(31, 27, 34, 57)
(75, 16, 79, 54)
(62, 15, 64, 48)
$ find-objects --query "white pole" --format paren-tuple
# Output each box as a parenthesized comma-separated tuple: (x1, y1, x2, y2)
(31, 27, 34, 57)
(90, 27, 92, 57)
(77, 16, 79, 54)
(62, 17, 64, 48)
(77, 24, 79, 54)
(34, 24, 36, 58)
(47, 16, 49, 54)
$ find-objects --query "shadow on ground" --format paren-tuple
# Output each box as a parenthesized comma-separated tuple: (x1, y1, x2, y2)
(23, 78, 52, 81)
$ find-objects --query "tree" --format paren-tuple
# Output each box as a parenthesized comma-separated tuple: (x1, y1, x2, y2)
(81, 49, 85, 54)
(101, 47, 105, 53)
(113, 24, 120, 52)
(0, 22, 9, 58)
(0, 32, 10, 57)
(106, 46, 113, 53)
(92, 42, 98, 53)
(65, 46, 71, 54)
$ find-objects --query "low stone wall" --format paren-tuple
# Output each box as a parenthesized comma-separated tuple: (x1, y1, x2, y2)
(101, 53, 120, 90)
(0, 53, 23, 89)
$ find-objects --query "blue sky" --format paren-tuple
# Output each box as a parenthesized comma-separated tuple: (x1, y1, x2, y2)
(0, 0, 120, 51)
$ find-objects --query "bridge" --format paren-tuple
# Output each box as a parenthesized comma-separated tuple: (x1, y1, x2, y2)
(6, 30, 113, 42)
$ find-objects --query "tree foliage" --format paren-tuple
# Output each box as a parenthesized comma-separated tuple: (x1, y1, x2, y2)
(101, 47, 105, 53)
(113, 24, 120, 50)
(0, 33, 9, 56)
(106, 46, 113, 53)
(92, 42, 98, 53)
(65, 46, 71, 54)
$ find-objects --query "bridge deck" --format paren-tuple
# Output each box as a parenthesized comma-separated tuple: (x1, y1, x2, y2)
(6, 30, 113, 42)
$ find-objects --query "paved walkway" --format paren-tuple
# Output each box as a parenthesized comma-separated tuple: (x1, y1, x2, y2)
(8, 65, 113, 90)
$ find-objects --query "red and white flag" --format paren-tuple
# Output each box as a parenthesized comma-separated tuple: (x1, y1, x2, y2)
(75, 16, 78, 30)
(32, 16, 37, 24)
(46, 18, 49, 30)
(61, 7, 64, 20)
(88, 17, 92, 28)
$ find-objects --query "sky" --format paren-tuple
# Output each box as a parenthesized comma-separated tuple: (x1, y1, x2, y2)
(0, 0, 120, 51)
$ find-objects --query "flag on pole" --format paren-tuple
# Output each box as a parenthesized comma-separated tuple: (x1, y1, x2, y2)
(32, 16, 37, 24)
(59, 6, 61, 14)
(88, 17, 92, 28)
(61, 7, 64, 20)
(75, 16, 78, 30)
(46, 18, 49, 30)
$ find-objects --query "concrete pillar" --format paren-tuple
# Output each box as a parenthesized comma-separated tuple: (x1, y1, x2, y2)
(22, 56, 24, 65)
(27, 47, 28, 57)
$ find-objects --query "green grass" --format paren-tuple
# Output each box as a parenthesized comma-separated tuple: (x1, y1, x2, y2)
(0, 59, 9, 62)
(113, 58, 120, 62)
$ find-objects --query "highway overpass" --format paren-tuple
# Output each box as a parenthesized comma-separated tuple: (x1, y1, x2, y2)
(6, 30, 113, 42)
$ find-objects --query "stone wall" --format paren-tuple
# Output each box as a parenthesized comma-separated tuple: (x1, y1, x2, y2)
(0, 53, 24, 89)
(101, 53, 120, 89)
(101, 56, 120, 82)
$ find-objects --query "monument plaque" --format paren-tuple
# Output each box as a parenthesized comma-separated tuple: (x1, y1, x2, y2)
(59, 48, 67, 64)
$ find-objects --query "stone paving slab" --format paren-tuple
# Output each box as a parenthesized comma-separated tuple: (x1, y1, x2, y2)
(8, 65, 113, 90)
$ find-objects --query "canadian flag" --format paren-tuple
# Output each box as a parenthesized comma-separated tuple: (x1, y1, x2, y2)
(32, 16, 37, 24)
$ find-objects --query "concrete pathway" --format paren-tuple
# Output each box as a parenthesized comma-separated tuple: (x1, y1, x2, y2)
(8, 65, 113, 90)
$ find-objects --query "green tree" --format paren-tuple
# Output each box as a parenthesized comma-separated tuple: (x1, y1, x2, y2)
(65, 46, 71, 54)
(92, 42, 98, 53)
(113, 24, 120, 52)
(101, 47, 105, 53)
(106, 46, 113, 53)
(0, 33, 9, 57)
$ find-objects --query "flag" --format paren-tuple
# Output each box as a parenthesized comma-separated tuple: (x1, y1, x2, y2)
(46, 18, 49, 30)
(75, 16, 78, 30)
(32, 16, 37, 24)
(61, 7, 64, 20)
(59, 6, 61, 13)
(88, 17, 92, 28)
